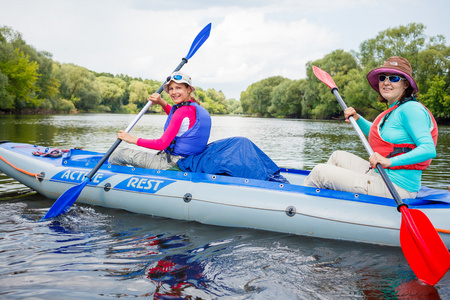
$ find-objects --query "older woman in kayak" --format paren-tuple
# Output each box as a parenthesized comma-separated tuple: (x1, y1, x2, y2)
(109, 72, 211, 170)
(304, 56, 438, 199)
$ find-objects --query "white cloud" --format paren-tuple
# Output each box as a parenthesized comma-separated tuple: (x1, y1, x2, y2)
(1, 0, 449, 99)
(185, 8, 339, 96)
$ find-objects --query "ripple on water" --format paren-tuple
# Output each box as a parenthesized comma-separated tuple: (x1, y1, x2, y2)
(1, 116, 449, 298)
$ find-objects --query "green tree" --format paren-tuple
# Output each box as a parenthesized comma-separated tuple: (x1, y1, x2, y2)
(227, 98, 242, 114)
(241, 76, 289, 116)
(54, 63, 101, 111)
(416, 36, 450, 93)
(0, 69, 13, 110)
(35, 51, 60, 104)
(97, 76, 126, 112)
(205, 88, 227, 114)
(127, 80, 151, 113)
(268, 79, 305, 118)
(0, 47, 39, 110)
(341, 68, 380, 120)
(193, 87, 230, 114)
(1, 26, 60, 110)
(305, 50, 359, 118)
(284, 79, 305, 118)
(359, 23, 427, 68)
(421, 75, 450, 119)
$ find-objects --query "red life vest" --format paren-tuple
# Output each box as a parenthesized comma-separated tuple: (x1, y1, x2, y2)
(368, 100, 438, 170)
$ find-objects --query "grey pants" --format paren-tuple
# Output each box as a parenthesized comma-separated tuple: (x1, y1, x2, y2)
(109, 148, 183, 170)
(304, 150, 417, 199)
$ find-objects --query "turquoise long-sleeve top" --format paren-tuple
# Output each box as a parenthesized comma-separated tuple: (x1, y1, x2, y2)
(356, 100, 436, 192)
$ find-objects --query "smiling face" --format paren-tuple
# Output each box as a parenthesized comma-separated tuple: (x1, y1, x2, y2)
(379, 73, 410, 105)
(167, 82, 193, 104)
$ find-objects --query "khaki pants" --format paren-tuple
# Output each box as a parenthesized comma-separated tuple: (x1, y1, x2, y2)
(304, 150, 417, 199)
(109, 148, 183, 170)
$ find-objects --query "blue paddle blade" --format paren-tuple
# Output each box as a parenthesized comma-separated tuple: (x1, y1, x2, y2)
(185, 23, 211, 60)
(40, 178, 89, 220)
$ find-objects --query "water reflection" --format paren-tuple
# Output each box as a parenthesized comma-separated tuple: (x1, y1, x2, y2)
(144, 241, 208, 298)
(102, 232, 218, 297)
(0, 196, 448, 299)
(396, 279, 440, 299)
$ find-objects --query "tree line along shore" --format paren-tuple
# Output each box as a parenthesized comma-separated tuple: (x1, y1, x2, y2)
(1, 23, 449, 122)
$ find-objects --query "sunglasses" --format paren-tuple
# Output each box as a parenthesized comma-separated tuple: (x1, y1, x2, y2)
(379, 75, 407, 83)
(167, 74, 183, 82)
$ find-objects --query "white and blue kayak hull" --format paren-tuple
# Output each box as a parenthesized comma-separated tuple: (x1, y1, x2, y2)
(1, 142, 449, 248)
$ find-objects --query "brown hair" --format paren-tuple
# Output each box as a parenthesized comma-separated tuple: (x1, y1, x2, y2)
(182, 83, 201, 105)
(377, 82, 414, 104)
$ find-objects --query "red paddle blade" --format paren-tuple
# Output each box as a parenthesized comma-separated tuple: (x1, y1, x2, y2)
(312, 66, 337, 90)
(400, 207, 450, 286)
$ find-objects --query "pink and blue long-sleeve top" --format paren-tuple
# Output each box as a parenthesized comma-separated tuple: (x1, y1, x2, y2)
(137, 100, 211, 157)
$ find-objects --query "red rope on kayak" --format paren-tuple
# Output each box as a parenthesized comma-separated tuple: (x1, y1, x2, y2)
(0, 155, 40, 178)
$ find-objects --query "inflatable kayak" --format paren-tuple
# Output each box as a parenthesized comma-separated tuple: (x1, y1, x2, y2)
(1, 141, 449, 248)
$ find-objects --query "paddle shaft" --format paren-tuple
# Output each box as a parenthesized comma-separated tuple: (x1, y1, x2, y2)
(85, 58, 188, 180)
(313, 66, 450, 285)
(86, 58, 188, 180)
(332, 87, 437, 264)
(40, 23, 211, 221)
(331, 87, 405, 209)
(72, 22, 211, 181)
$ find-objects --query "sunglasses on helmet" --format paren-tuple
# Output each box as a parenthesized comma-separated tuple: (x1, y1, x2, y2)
(379, 75, 407, 83)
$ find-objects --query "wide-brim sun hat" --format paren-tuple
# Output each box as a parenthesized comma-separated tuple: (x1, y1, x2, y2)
(163, 72, 195, 93)
(366, 56, 418, 93)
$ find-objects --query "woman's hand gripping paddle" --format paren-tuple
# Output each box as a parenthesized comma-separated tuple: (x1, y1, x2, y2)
(41, 23, 212, 220)
(312, 65, 450, 286)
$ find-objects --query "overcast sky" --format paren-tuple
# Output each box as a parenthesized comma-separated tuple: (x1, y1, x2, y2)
(1, 0, 449, 99)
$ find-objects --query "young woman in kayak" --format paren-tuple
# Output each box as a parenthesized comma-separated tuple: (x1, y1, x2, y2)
(109, 72, 211, 170)
(304, 56, 437, 199)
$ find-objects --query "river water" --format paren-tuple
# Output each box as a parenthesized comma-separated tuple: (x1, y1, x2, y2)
(0, 114, 449, 299)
